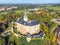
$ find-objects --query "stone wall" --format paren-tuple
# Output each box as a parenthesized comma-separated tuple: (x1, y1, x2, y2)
(16, 23, 40, 35)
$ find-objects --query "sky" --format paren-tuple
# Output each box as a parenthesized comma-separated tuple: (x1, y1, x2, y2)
(0, 0, 60, 4)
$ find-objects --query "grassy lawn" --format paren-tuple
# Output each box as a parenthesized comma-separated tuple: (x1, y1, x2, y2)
(15, 10, 24, 14)
(46, 6, 60, 10)
(0, 12, 8, 14)
(20, 36, 45, 45)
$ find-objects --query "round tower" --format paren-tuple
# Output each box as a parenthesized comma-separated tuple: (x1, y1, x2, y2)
(23, 11, 28, 21)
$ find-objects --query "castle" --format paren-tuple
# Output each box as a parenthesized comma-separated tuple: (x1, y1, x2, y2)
(16, 11, 40, 35)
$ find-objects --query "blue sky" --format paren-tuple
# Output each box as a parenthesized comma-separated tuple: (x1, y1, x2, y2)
(0, 0, 60, 4)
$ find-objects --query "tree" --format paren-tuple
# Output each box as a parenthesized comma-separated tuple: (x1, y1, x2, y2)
(8, 33, 16, 45)
(8, 32, 20, 45)
(40, 22, 58, 45)
(52, 13, 58, 18)
(0, 37, 5, 45)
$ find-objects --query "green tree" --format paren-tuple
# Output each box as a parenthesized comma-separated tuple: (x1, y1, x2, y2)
(0, 37, 5, 45)
(40, 22, 58, 45)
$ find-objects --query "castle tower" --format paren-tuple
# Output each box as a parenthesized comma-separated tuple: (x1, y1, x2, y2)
(23, 11, 28, 21)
